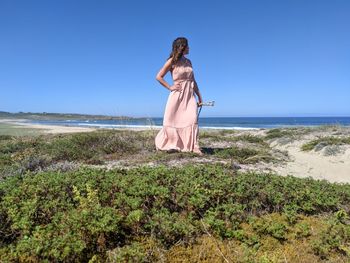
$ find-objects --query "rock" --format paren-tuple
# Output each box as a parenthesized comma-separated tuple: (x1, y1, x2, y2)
(314, 142, 328, 152)
(231, 162, 241, 170)
(323, 145, 344, 156)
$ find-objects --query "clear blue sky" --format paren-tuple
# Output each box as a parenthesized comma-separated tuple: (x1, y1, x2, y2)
(1, 0, 349, 117)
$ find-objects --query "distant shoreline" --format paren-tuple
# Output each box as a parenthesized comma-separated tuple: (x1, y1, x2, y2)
(0, 118, 262, 133)
(0, 118, 99, 134)
(2, 117, 350, 134)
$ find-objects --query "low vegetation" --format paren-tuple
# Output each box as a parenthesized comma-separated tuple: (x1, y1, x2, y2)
(264, 127, 312, 140)
(0, 164, 350, 262)
(213, 146, 274, 164)
(0, 130, 158, 178)
(0, 129, 285, 180)
(201, 132, 267, 145)
(1, 128, 350, 262)
(301, 136, 350, 151)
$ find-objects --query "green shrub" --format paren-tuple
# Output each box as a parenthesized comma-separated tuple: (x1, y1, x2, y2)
(0, 135, 13, 141)
(213, 146, 273, 164)
(0, 163, 350, 261)
(265, 128, 296, 139)
(251, 215, 288, 240)
(265, 127, 312, 140)
(311, 210, 350, 259)
(232, 134, 267, 145)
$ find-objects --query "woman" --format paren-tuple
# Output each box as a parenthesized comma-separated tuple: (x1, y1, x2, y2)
(155, 37, 204, 155)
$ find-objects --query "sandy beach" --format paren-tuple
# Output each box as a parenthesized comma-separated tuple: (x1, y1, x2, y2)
(271, 137, 350, 184)
(0, 118, 99, 134)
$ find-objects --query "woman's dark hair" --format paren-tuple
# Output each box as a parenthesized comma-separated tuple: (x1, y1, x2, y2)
(168, 37, 188, 66)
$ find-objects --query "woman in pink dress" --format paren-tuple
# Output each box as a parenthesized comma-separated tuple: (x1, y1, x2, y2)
(155, 37, 204, 155)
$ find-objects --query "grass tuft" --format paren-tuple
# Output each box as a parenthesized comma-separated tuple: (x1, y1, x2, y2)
(301, 136, 350, 151)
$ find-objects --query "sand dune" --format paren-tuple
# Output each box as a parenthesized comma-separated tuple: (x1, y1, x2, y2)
(1, 118, 349, 184)
(270, 138, 350, 184)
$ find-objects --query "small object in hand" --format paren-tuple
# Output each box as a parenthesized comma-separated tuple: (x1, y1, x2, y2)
(202, 101, 215, 106)
(197, 100, 215, 118)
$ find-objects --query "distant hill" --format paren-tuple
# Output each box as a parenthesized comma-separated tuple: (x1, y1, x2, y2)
(0, 111, 147, 120)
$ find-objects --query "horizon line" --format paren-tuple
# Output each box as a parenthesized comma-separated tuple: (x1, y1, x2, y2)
(1, 111, 350, 118)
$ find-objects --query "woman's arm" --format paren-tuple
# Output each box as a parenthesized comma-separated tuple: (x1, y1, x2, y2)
(188, 59, 203, 105)
(194, 79, 203, 105)
(156, 58, 174, 91)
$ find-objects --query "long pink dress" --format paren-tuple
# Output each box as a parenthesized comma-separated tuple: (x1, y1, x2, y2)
(155, 56, 201, 152)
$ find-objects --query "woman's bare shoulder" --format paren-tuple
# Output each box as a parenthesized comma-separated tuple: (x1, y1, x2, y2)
(166, 57, 176, 70)
(166, 57, 174, 63)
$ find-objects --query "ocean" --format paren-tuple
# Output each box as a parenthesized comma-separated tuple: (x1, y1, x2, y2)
(25, 117, 350, 130)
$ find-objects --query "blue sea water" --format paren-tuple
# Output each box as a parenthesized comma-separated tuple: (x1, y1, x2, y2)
(25, 117, 350, 130)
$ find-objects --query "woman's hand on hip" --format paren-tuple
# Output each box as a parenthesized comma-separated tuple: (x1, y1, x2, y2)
(169, 84, 181, 92)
